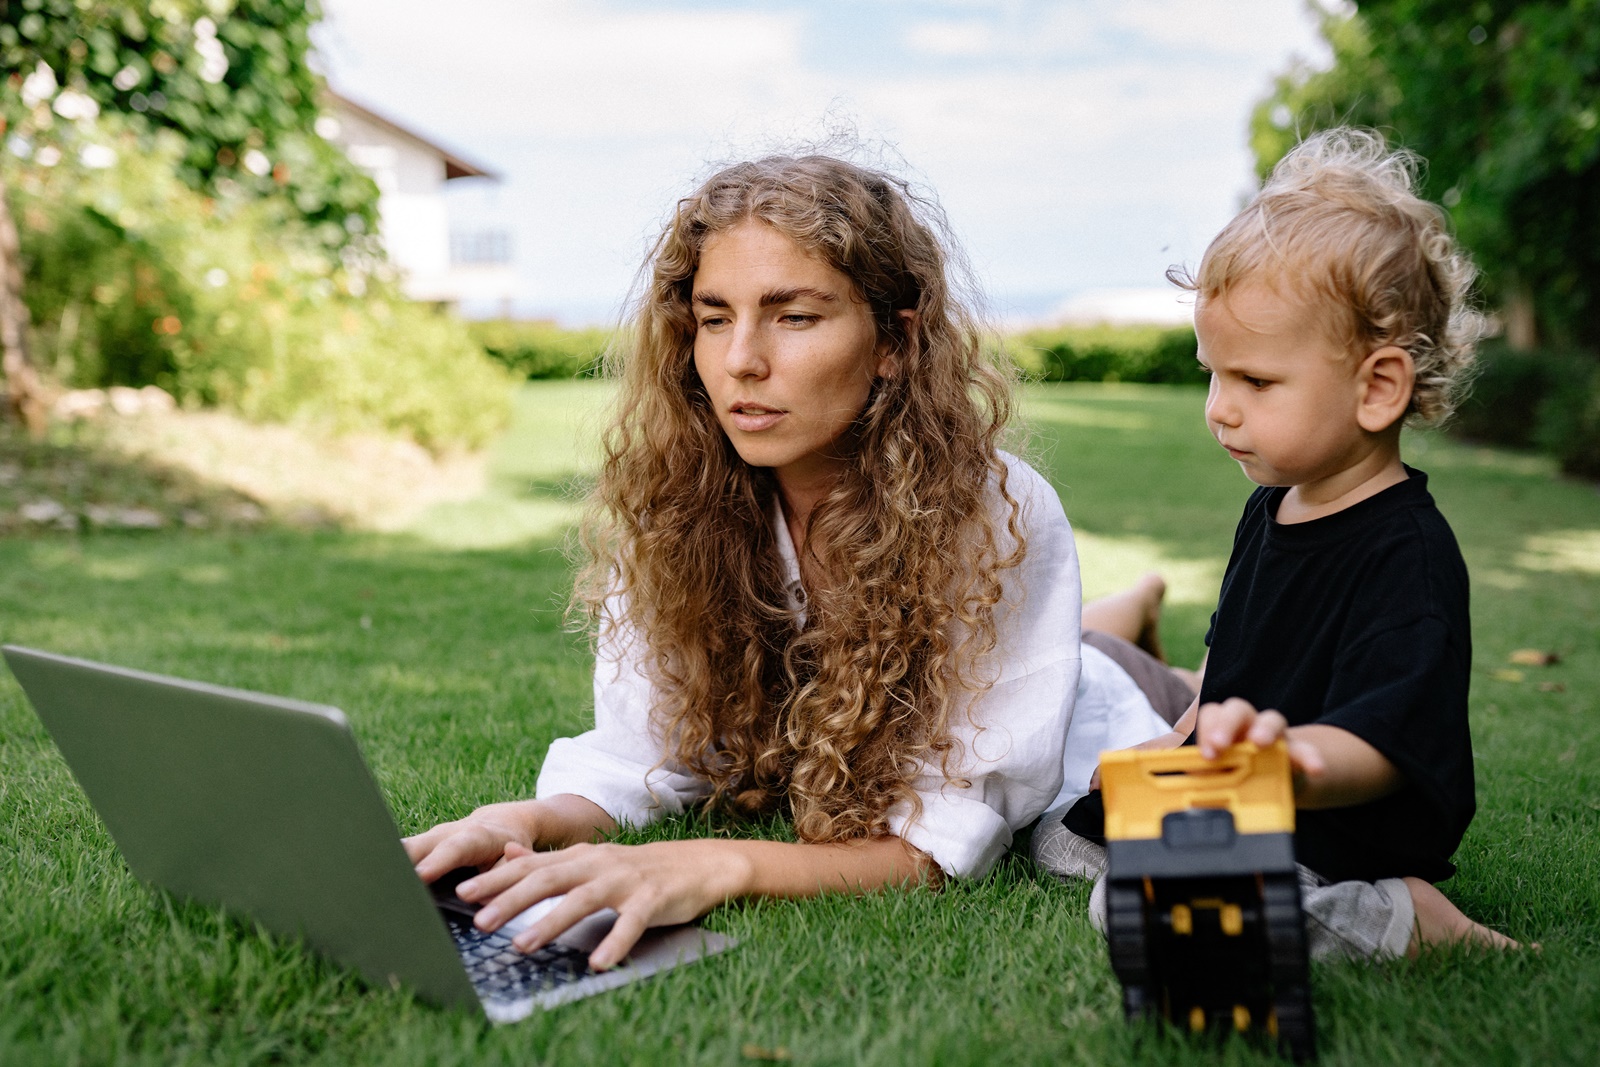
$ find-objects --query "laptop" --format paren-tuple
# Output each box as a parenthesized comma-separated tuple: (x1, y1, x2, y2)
(3, 644, 734, 1024)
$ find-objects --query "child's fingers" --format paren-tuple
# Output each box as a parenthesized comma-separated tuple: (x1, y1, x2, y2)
(1197, 697, 1260, 757)
(1287, 738, 1326, 780)
(1245, 709, 1289, 747)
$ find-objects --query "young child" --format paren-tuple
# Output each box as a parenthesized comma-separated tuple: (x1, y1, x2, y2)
(1039, 128, 1520, 959)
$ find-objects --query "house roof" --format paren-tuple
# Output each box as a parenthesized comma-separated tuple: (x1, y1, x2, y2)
(324, 89, 498, 181)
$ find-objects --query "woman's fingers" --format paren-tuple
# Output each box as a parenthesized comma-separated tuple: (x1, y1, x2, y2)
(508, 883, 612, 952)
(455, 840, 727, 970)
(411, 822, 516, 884)
(401, 824, 448, 864)
(590, 908, 652, 971)
(460, 847, 568, 907)
(406, 802, 546, 884)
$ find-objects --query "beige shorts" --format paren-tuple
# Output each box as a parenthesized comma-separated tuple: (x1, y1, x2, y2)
(1033, 809, 1416, 961)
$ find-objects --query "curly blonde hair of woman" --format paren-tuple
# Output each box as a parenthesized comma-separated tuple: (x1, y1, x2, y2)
(1171, 127, 1484, 424)
(574, 155, 1024, 844)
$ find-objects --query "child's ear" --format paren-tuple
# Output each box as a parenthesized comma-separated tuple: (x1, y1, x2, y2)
(875, 309, 917, 379)
(1356, 345, 1415, 433)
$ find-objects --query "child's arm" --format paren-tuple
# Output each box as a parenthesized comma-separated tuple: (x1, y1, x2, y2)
(1196, 696, 1403, 809)
(1089, 695, 1198, 791)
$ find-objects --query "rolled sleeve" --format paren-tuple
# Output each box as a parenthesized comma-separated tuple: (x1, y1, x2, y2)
(534, 605, 710, 826)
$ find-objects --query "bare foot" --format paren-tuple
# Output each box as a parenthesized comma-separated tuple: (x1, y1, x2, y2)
(1405, 877, 1522, 955)
(1132, 572, 1167, 663)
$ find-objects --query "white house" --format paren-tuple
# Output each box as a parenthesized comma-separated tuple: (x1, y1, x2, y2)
(322, 91, 515, 308)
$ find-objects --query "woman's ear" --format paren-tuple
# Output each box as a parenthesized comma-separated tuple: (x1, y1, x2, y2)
(876, 309, 917, 379)
(1356, 345, 1415, 433)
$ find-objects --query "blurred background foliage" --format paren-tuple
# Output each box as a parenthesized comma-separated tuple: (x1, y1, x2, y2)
(2, 0, 510, 450)
(1253, 0, 1600, 477)
(1008, 324, 1203, 386)
(2, 0, 379, 256)
(467, 319, 611, 381)
(5, 0, 1600, 472)
(12, 126, 510, 448)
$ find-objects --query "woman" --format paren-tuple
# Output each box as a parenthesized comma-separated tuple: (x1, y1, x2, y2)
(405, 155, 1176, 970)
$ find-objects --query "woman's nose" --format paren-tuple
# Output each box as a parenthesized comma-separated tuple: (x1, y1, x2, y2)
(724, 322, 768, 379)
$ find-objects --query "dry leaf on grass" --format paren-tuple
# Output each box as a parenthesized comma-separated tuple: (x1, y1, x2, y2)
(1509, 648, 1561, 667)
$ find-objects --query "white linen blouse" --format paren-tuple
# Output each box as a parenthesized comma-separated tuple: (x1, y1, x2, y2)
(535, 452, 1166, 878)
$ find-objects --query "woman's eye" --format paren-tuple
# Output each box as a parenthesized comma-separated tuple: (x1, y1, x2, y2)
(779, 312, 819, 326)
(697, 315, 729, 329)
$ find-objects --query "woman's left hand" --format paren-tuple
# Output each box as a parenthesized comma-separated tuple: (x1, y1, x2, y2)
(454, 839, 751, 970)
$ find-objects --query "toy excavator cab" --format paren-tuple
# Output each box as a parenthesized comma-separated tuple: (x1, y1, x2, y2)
(1099, 739, 1316, 1061)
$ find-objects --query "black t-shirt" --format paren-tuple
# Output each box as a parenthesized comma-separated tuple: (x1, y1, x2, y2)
(1198, 468, 1475, 883)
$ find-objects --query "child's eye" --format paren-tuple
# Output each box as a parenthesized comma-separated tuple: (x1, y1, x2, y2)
(1243, 375, 1270, 389)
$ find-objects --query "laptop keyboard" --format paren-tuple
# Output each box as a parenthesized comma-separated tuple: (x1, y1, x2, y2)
(450, 920, 597, 1002)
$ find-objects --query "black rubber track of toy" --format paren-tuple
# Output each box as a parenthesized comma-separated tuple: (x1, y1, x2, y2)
(1106, 881, 1154, 1022)
(1262, 873, 1317, 1061)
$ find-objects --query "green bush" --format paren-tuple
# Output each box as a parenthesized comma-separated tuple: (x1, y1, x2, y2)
(1008, 323, 1204, 385)
(1450, 342, 1554, 449)
(1532, 361, 1600, 480)
(14, 127, 512, 450)
(468, 320, 611, 379)
(1451, 340, 1600, 479)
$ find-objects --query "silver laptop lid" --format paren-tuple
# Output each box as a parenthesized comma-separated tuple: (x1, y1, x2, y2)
(3, 645, 479, 1010)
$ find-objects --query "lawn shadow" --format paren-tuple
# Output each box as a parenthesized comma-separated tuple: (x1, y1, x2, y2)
(0, 419, 272, 535)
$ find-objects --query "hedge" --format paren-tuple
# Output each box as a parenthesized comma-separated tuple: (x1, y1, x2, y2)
(467, 321, 612, 380)
(1452, 340, 1600, 479)
(1008, 323, 1203, 385)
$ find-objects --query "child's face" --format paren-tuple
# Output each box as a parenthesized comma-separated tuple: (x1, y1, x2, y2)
(1195, 283, 1370, 490)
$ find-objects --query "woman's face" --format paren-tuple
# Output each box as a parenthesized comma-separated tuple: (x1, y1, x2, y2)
(691, 221, 894, 496)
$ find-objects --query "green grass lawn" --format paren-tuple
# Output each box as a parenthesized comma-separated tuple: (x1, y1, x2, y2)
(2, 381, 1597, 1065)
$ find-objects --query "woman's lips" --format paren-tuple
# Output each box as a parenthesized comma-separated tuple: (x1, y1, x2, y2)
(728, 404, 785, 432)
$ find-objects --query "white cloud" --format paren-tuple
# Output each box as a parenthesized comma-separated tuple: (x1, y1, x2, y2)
(903, 20, 999, 58)
(316, 0, 1326, 323)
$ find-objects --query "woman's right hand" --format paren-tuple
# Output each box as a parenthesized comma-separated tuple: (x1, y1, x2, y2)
(403, 794, 616, 884)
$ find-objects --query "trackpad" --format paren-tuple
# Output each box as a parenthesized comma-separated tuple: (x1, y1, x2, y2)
(500, 895, 619, 953)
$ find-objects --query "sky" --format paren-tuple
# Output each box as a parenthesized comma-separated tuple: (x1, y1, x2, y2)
(312, 0, 1331, 326)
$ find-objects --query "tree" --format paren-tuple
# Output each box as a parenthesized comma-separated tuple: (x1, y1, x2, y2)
(1252, 0, 1600, 352)
(0, 0, 379, 430)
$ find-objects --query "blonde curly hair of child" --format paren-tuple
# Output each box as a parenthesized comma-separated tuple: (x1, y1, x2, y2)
(575, 155, 1023, 844)
(1173, 127, 1485, 425)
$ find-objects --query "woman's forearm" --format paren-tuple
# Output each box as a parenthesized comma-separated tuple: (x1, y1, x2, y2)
(720, 834, 939, 899)
(530, 793, 618, 848)
(461, 829, 941, 968)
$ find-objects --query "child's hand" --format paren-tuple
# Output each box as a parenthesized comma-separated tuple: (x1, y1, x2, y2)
(1196, 696, 1327, 783)
(1089, 727, 1188, 791)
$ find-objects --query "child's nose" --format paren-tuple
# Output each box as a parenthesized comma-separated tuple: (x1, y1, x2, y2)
(1204, 380, 1240, 427)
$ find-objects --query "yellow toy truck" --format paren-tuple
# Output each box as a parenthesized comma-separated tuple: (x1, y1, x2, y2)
(1099, 740, 1316, 1061)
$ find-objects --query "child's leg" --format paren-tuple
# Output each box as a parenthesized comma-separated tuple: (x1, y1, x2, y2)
(1083, 572, 1169, 661)
(1403, 877, 1521, 954)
